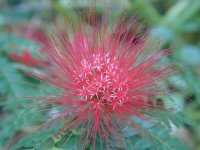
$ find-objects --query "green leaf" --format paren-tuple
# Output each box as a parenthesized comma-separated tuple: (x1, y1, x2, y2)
(180, 45, 200, 66)
(55, 135, 78, 150)
(11, 127, 59, 150)
(0, 33, 41, 56)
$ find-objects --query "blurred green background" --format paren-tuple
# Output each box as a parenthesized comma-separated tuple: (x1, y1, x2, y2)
(0, 0, 200, 149)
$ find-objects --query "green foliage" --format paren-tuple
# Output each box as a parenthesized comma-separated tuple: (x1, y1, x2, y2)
(10, 113, 187, 150)
(0, 33, 44, 147)
(11, 125, 64, 150)
(0, 34, 40, 55)
(1, 0, 200, 149)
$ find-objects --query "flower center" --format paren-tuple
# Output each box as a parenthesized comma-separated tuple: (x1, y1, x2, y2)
(74, 54, 129, 109)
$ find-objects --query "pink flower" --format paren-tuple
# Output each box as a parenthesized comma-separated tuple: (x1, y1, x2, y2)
(9, 50, 41, 67)
(40, 16, 171, 149)
(11, 26, 51, 49)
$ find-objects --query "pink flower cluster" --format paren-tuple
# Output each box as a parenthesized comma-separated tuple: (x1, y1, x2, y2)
(9, 50, 41, 67)
(40, 16, 170, 149)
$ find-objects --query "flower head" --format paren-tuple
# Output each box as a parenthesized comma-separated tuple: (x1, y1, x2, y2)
(9, 50, 41, 67)
(41, 15, 171, 149)
(12, 26, 51, 49)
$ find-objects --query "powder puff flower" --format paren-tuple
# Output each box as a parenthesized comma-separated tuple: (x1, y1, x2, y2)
(40, 14, 171, 149)
(9, 50, 41, 67)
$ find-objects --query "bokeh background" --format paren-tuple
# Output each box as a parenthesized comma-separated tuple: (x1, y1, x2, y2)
(0, 0, 200, 149)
